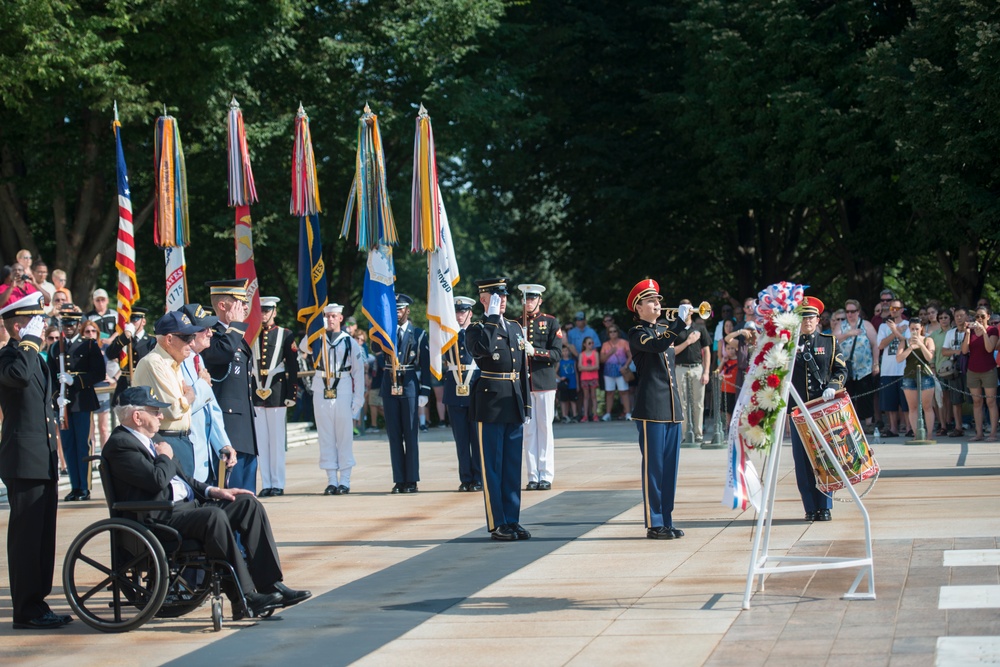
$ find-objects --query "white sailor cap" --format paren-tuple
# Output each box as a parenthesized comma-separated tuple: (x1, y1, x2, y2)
(516, 283, 546, 297)
(0, 293, 46, 320)
(454, 296, 476, 311)
(260, 296, 280, 309)
(323, 303, 344, 315)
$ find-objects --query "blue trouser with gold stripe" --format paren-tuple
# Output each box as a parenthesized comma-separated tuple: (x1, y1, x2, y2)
(636, 420, 681, 529)
(448, 405, 481, 484)
(791, 426, 832, 514)
(61, 411, 92, 492)
(477, 421, 522, 531)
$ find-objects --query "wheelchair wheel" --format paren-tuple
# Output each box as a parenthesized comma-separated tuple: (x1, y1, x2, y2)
(155, 567, 212, 619)
(212, 597, 223, 632)
(63, 518, 169, 632)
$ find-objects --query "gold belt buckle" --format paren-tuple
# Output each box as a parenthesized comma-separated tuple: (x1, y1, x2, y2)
(456, 384, 469, 396)
(324, 388, 337, 399)
(256, 388, 272, 400)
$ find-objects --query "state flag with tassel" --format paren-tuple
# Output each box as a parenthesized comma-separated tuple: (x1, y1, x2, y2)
(228, 97, 262, 344)
(153, 112, 189, 310)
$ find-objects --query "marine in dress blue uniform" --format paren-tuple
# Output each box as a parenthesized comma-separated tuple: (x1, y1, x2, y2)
(466, 278, 532, 541)
(626, 279, 686, 540)
(517, 283, 563, 490)
(47, 307, 106, 501)
(443, 296, 482, 491)
(0, 294, 72, 629)
(379, 294, 430, 493)
(202, 279, 258, 492)
(789, 296, 847, 522)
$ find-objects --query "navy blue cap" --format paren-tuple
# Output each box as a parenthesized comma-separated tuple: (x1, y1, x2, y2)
(153, 310, 204, 336)
(178, 303, 219, 329)
(475, 278, 509, 296)
(116, 385, 171, 409)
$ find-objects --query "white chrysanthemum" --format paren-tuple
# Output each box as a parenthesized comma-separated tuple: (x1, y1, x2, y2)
(774, 312, 800, 330)
(764, 346, 790, 370)
(741, 425, 768, 447)
(757, 387, 782, 411)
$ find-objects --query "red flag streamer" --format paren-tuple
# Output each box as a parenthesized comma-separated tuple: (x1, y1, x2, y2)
(153, 112, 189, 306)
(228, 97, 261, 343)
(411, 104, 441, 253)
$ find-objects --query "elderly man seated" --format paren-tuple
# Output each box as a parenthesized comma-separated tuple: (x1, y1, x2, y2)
(102, 386, 311, 619)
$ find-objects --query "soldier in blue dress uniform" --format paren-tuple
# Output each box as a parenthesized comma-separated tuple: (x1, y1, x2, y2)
(626, 278, 689, 540)
(202, 279, 258, 492)
(789, 296, 847, 522)
(443, 296, 482, 491)
(467, 278, 532, 541)
(379, 293, 430, 493)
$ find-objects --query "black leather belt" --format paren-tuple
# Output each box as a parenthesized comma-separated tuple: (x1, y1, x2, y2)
(158, 429, 191, 437)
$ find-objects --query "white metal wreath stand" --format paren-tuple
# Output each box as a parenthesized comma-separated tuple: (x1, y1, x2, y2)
(741, 380, 876, 610)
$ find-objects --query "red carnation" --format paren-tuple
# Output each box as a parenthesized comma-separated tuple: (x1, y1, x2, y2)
(764, 321, 778, 337)
(747, 409, 765, 427)
(752, 379, 762, 392)
(754, 351, 766, 365)
(762, 341, 775, 354)
(779, 329, 792, 340)
(766, 374, 781, 388)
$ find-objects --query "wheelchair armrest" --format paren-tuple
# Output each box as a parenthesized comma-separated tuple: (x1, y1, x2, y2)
(112, 500, 175, 514)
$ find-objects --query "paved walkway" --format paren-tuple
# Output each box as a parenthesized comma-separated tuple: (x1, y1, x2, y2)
(1, 422, 997, 666)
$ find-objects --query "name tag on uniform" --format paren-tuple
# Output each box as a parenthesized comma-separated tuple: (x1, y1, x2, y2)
(456, 384, 469, 396)
(324, 388, 337, 399)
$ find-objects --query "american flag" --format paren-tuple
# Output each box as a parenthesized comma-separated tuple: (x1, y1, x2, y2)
(113, 111, 139, 366)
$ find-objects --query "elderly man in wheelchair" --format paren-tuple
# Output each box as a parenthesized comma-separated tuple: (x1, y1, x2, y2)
(63, 386, 310, 632)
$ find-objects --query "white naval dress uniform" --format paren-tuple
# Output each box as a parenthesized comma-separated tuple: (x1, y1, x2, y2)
(306, 330, 366, 488)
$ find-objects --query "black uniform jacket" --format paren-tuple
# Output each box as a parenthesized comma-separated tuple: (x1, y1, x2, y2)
(628, 320, 683, 423)
(106, 332, 157, 402)
(252, 324, 298, 408)
(524, 312, 563, 391)
(102, 425, 210, 522)
(466, 315, 532, 424)
(442, 328, 475, 408)
(790, 330, 848, 406)
(46, 337, 106, 413)
(378, 322, 431, 399)
(0, 335, 59, 480)
(202, 321, 257, 456)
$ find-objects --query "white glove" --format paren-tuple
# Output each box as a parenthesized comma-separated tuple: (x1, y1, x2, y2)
(352, 401, 364, 414)
(283, 399, 297, 408)
(524, 417, 532, 427)
(58, 372, 74, 386)
(418, 395, 428, 407)
(22, 315, 46, 339)
(677, 304, 692, 322)
(486, 293, 501, 317)
(524, 341, 535, 356)
(125, 323, 136, 337)
(822, 388, 836, 401)
(56, 396, 70, 409)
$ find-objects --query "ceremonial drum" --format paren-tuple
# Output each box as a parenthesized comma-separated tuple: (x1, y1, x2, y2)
(791, 391, 879, 494)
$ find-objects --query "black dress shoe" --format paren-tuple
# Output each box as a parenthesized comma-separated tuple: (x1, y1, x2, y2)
(259, 488, 273, 498)
(815, 509, 832, 522)
(272, 489, 284, 496)
(458, 482, 470, 492)
(63, 490, 80, 502)
(804, 511, 815, 521)
(526, 481, 539, 491)
(511, 523, 532, 540)
(537, 480, 552, 491)
(490, 525, 518, 541)
(324, 484, 340, 495)
(646, 526, 675, 540)
(235, 591, 283, 620)
(12, 610, 71, 630)
(470, 482, 483, 492)
(270, 582, 312, 608)
(668, 526, 684, 538)
(77, 489, 90, 501)
(391, 484, 402, 494)
(337, 485, 349, 495)
(402, 483, 418, 493)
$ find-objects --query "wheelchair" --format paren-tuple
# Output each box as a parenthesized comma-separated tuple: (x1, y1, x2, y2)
(63, 456, 255, 632)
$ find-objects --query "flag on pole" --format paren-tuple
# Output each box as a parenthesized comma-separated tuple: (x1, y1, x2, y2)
(228, 97, 261, 344)
(112, 102, 140, 368)
(426, 190, 460, 379)
(154, 113, 189, 306)
(342, 104, 398, 355)
(291, 104, 328, 364)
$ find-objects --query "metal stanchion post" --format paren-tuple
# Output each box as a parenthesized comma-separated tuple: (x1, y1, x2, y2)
(909, 367, 935, 445)
(703, 371, 726, 449)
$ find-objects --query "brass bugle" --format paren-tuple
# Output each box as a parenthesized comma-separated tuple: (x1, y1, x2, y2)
(661, 301, 712, 322)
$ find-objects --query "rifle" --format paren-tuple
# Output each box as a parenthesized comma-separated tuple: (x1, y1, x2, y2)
(57, 313, 70, 430)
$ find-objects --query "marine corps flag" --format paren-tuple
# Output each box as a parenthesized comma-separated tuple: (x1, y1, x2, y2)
(112, 102, 139, 368)
(291, 105, 328, 364)
(228, 97, 262, 344)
